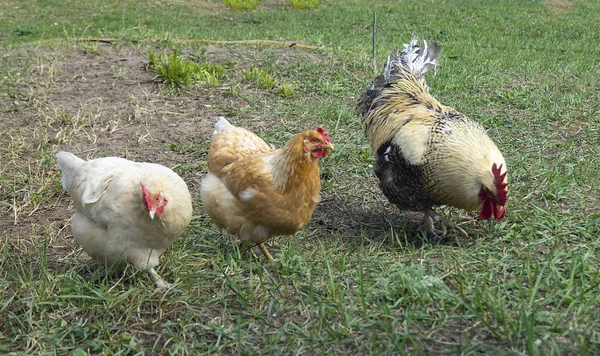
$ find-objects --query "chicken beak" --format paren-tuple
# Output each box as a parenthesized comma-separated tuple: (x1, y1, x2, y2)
(148, 208, 156, 220)
(324, 142, 334, 150)
(494, 204, 506, 221)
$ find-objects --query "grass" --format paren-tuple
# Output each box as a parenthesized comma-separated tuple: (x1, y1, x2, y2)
(242, 65, 296, 96)
(242, 65, 279, 90)
(148, 49, 224, 87)
(1, 0, 600, 354)
(290, 0, 320, 10)
(224, 0, 259, 10)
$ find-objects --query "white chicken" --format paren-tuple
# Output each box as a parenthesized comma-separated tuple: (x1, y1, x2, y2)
(56, 151, 193, 290)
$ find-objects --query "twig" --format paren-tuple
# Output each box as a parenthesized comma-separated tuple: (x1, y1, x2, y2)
(34, 37, 118, 45)
(31, 38, 323, 51)
(372, 11, 377, 72)
(176, 39, 319, 51)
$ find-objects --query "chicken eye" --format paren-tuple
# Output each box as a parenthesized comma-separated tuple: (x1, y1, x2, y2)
(311, 137, 318, 142)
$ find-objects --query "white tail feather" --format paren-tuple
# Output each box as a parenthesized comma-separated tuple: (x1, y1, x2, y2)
(401, 34, 441, 78)
(56, 151, 85, 194)
(213, 116, 234, 135)
(383, 33, 442, 83)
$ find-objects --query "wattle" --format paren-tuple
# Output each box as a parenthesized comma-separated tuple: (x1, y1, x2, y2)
(311, 149, 327, 158)
(480, 199, 506, 221)
(480, 199, 493, 220)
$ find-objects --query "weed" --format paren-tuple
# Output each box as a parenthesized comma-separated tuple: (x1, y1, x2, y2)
(148, 49, 224, 87)
(13, 24, 41, 37)
(291, 0, 320, 10)
(277, 82, 295, 97)
(242, 65, 278, 89)
(224, 0, 258, 10)
(79, 41, 103, 57)
(229, 84, 242, 97)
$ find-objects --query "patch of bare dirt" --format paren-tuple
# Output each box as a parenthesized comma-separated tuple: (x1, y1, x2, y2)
(0, 43, 225, 257)
(0, 41, 331, 262)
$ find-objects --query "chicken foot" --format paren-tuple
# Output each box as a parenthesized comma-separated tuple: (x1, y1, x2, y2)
(240, 242, 276, 262)
(148, 268, 173, 291)
(258, 242, 275, 262)
(423, 209, 468, 238)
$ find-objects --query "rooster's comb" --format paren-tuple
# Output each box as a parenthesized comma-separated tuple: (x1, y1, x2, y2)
(317, 127, 331, 142)
(492, 163, 508, 206)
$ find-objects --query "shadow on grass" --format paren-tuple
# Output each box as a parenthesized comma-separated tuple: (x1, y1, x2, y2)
(312, 193, 464, 249)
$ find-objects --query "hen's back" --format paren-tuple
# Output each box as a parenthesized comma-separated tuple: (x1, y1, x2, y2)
(207, 117, 273, 174)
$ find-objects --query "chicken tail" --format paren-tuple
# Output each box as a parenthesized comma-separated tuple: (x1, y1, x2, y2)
(356, 33, 441, 119)
(213, 116, 234, 135)
(56, 151, 85, 194)
(392, 33, 442, 83)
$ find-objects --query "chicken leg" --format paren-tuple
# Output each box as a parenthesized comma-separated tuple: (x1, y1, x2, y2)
(423, 209, 468, 238)
(240, 241, 275, 262)
(258, 242, 275, 262)
(148, 268, 173, 291)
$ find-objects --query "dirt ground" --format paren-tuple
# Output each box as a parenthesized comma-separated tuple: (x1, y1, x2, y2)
(0, 42, 287, 258)
(1, 41, 398, 265)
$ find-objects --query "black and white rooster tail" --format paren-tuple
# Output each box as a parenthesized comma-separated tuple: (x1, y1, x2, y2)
(387, 33, 442, 83)
(357, 33, 442, 118)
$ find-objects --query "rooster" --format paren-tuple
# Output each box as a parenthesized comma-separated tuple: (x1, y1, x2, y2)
(201, 117, 333, 261)
(56, 152, 193, 290)
(356, 34, 508, 237)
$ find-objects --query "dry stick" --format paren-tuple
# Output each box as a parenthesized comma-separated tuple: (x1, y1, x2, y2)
(372, 11, 377, 72)
(176, 39, 319, 50)
(34, 38, 118, 45)
(31, 38, 320, 51)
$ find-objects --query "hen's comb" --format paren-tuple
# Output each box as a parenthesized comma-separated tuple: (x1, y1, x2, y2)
(492, 163, 508, 205)
(317, 127, 331, 142)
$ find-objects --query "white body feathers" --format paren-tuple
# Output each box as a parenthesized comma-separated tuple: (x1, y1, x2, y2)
(56, 152, 193, 271)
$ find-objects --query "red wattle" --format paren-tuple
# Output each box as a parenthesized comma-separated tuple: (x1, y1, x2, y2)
(156, 206, 165, 216)
(311, 149, 328, 158)
(480, 199, 493, 220)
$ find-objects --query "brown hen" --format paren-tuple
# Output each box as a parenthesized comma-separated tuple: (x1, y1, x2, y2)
(201, 117, 333, 260)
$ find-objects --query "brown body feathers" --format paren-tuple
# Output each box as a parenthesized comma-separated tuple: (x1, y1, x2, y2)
(201, 117, 333, 259)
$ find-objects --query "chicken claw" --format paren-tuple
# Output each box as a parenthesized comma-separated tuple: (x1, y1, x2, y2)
(242, 242, 276, 262)
(258, 242, 275, 262)
(423, 210, 468, 238)
(148, 268, 173, 291)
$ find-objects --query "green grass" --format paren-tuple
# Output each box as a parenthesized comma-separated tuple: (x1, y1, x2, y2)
(1, 0, 600, 354)
(290, 0, 320, 10)
(224, 0, 259, 10)
(242, 65, 279, 89)
(148, 49, 224, 87)
(277, 82, 295, 97)
(242, 65, 296, 96)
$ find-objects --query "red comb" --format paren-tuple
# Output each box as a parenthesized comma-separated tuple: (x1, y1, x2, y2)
(492, 163, 508, 206)
(140, 182, 151, 208)
(317, 127, 330, 142)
